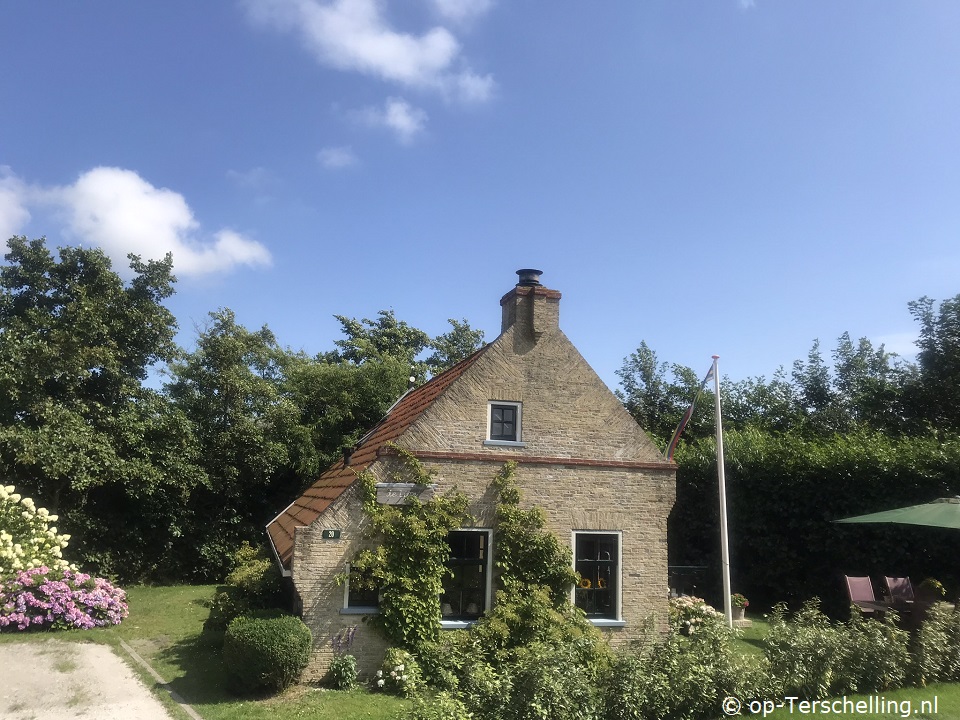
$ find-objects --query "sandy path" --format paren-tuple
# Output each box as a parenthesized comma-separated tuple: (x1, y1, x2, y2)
(0, 640, 176, 720)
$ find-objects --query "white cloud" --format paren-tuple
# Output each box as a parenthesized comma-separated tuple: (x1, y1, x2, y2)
(318, 145, 359, 168)
(430, 0, 493, 24)
(0, 166, 31, 241)
(738, 0, 756, 8)
(244, 0, 494, 101)
(55, 167, 271, 276)
(359, 98, 428, 144)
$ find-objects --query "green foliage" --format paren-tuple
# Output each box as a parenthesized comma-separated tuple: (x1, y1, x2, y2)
(377, 648, 424, 697)
(352, 448, 470, 652)
(507, 641, 604, 720)
(223, 613, 312, 694)
(763, 600, 909, 698)
(0, 236, 204, 581)
(205, 543, 285, 630)
(327, 653, 359, 690)
(405, 690, 475, 720)
(606, 616, 768, 720)
(911, 603, 960, 686)
(425, 319, 485, 375)
(0, 484, 71, 576)
(493, 462, 577, 605)
(166, 309, 316, 579)
(673, 427, 960, 612)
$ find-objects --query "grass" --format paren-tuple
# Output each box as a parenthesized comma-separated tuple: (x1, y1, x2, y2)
(0, 584, 407, 720)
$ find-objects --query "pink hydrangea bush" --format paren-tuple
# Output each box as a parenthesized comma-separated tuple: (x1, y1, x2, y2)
(0, 566, 128, 631)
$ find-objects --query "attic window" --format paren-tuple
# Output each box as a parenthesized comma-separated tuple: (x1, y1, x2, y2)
(484, 401, 525, 447)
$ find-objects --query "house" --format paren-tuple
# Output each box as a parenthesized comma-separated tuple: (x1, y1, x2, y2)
(266, 269, 676, 679)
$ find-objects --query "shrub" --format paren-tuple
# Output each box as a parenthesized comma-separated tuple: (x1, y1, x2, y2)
(376, 647, 424, 697)
(223, 613, 311, 694)
(763, 599, 910, 698)
(205, 543, 285, 630)
(606, 614, 767, 720)
(406, 690, 475, 720)
(327, 653, 358, 690)
(0, 566, 127, 630)
(0, 485, 72, 576)
(506, 641, 603, 720)
(668, 595, 721, 635)
(912, 602, 960, 685)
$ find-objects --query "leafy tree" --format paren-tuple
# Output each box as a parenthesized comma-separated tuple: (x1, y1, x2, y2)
(283, 354, 409, 469)
(166, 309, 315, 578)
(324, 310, 430, 368)
(0, 237, 202, 579)
(615, 342, 711, 446)
(425, 318, 485, 375)
(907, 294, 960, 431)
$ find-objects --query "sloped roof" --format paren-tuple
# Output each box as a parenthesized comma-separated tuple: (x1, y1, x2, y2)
(266, 346, 489, 570)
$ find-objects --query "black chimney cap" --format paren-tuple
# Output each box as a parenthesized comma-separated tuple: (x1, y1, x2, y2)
(516, 269, 543, 286)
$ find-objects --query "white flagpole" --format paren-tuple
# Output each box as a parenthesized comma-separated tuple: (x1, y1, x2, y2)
(713, 355, 733, 629)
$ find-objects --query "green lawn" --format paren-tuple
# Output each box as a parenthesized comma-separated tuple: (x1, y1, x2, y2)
(1, 585, 407, 720)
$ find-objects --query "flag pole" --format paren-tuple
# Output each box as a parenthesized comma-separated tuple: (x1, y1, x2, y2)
(713, 355, 733, 628)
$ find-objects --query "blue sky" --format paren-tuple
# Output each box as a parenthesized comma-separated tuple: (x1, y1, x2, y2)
(3, 1, 960, 392)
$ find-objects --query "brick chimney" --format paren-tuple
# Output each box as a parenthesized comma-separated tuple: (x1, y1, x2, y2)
(500, 269, 561, 338)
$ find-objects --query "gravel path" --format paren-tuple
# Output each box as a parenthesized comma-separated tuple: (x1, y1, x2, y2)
(0, 640, 176, 720)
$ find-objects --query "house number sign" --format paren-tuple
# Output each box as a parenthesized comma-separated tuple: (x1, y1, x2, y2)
(321, 529, 341, 540)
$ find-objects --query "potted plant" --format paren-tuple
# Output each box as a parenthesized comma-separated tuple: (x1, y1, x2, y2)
(731, 593, 749, 620)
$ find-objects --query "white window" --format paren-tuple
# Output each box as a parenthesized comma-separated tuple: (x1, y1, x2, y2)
(341, 563, 379, 615)
(485, 401, 525, 446)
(441, 529, 493, 628)
(572, 531, 624, 625)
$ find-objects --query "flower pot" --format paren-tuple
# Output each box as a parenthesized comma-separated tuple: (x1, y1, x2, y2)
(734, 606, 745, 621)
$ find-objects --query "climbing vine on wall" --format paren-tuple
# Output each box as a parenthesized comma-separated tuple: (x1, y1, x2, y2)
(350, 445, 470, 653)
(492, 461, 578, 605)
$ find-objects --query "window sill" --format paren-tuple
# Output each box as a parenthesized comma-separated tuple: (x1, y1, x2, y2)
(340, 607, 380, 615)
(440, 620, 476, 630)
(483, 440, 527, 448)
(589, 619, 627, 628)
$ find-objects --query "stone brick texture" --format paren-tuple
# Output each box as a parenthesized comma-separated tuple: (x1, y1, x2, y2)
(289, 281, 676, 681)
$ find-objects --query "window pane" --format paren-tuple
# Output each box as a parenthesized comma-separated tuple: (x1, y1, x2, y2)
(347, 567, 379, 608)
(490, 404, 518, 441)
(442, 531, 488, 620)
(574, 533, 618, 620)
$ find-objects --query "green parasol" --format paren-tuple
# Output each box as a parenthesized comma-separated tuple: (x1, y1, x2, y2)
(835, 497, 960, 530)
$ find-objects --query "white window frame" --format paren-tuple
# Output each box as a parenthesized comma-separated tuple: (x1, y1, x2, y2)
(571, 530, 626, 627)
(484, 400, 526, 447)
(340, 562, 380, 615)
(441, 528, 494, 629)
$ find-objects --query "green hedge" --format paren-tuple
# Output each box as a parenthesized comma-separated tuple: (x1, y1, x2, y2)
(223, 613, 312, 694)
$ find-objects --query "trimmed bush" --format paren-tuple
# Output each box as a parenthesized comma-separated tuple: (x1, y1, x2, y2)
(0, 566, 128, 631)
(205, 543, 285, 630)
(223, 613, 311, 694)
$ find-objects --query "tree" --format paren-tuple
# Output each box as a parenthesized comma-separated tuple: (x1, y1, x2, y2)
(0, 236, 201, 579)
(907, 294, 960, 431)
(165, 309, 315, 579)
(425, 318, 485, 375)
(324, 310, 430, 368)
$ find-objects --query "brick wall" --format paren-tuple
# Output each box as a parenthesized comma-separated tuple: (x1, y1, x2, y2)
(289, 285, 676, 680)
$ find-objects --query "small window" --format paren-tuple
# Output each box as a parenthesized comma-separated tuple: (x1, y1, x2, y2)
(573, 532, 621, 621)
(487, 401, 522, 443)
(344, 564, 379, 612)
(441, 530, 492, 622)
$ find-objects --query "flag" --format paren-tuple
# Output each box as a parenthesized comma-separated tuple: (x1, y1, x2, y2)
(666, 363, 715, 460)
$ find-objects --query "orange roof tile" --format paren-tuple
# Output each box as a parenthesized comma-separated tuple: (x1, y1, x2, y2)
(266, 346, 488, 570)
